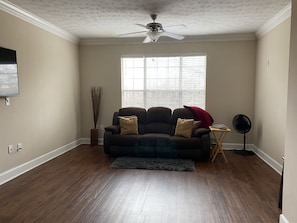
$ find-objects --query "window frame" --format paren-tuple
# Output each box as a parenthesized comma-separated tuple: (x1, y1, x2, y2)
(121, 54, 207, 109)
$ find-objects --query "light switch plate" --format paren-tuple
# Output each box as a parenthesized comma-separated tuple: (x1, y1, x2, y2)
(17, 143, 22, 152)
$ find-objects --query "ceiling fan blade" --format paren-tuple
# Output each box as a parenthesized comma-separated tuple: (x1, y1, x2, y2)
(118, 30, 147, 36)
(162, 30, 185, 40)
(163, 24, 187, 29)
(143, 36, 151, 43)
(136, 24, 147, 29)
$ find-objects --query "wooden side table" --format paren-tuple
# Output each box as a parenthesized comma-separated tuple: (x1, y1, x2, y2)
(209, 126, 231, 163)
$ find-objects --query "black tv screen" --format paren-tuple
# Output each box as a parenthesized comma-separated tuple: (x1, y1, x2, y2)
(0, 47, 19, 97)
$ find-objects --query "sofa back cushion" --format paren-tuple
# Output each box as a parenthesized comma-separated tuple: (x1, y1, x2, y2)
(145, 107, 172, 134)
(171, 108, 196, 123)
(112, 112, 119, 125)
(116, 107, 147, 134)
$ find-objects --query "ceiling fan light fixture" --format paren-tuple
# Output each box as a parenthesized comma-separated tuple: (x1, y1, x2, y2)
(147, 30, 161, 42)
(121, 14, 185, 43)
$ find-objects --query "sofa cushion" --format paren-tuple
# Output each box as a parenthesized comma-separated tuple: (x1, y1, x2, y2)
(174, 118, 194, 138)
(118, 107, 147, 123)
(141, 133, 171, 147)
(109, 134, 141, 146)
(146, 107, 172, 134)
(119, 116, 138, 135)
(171, 136, 202, 149)
(145, 123, 171, 134)
(147, 107, 172, 123)
(171, 108, 196, 124)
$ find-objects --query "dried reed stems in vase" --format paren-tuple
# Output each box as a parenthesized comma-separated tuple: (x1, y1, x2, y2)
(91, 86, 101, 129)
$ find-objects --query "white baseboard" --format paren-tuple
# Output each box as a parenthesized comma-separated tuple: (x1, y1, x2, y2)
(0, 137, 104, 185)
(0, 139, 81, 185)
(251, 144, 283, 174)
(223, 143, 282, 175)
(222, 143, 249, 150)
(80, 138, 90, 144)
(279, 214, 289, 223)
(80, 137, 104, 145)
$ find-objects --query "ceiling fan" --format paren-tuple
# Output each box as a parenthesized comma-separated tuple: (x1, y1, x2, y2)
(120, 14, 186, 43)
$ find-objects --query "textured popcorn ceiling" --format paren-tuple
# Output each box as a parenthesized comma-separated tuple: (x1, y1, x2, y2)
(6, 0, 291, 38)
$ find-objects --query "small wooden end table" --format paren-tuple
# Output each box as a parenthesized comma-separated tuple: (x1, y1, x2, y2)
(209, 126, 231, 163)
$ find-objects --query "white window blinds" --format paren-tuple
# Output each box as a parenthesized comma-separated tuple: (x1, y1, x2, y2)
(121, 55, 206, 110)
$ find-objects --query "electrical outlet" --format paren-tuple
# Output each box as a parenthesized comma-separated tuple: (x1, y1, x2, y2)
(5, 97, 10, 106)
(17, 143, 22, 152)
(8, 145, 13, 154)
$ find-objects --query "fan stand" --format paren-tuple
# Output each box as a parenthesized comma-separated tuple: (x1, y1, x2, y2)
(234, 132, 255, 156)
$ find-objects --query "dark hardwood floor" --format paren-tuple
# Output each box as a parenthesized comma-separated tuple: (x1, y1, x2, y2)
(0, 145, 281, 223)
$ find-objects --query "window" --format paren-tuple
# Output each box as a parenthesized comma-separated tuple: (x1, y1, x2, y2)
(121, 55, 206, 110)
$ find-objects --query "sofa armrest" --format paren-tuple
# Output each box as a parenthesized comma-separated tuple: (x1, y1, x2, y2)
(193, 128, 210, 137)
(105, 125, 120, 134)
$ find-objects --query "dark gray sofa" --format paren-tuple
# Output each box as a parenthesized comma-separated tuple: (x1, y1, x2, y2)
(104, 107, 211, 161)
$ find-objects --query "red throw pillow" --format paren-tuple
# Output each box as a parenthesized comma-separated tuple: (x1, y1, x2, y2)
(184, 105, 214, 128)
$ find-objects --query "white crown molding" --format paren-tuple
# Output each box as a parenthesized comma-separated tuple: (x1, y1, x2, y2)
(0, 0, 290, 45)
(256, 2, 292, 38)
(80, 33, 256, 45)
(185, 33, 256, 42)
(0, 0, 78, 43)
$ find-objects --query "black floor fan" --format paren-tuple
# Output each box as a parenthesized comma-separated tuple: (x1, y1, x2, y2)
(232, 114, 254, 155)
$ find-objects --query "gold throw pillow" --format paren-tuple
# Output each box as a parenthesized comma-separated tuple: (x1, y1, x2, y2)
(119, 116, 138, 135)
(174, 118, 194, 138)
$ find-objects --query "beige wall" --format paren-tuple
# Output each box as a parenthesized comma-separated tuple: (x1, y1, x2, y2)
(0, 11, 80, 173)
(254, 18, 291, 165)
(283, 1, 297, 222)
(79, 40, 256, 143)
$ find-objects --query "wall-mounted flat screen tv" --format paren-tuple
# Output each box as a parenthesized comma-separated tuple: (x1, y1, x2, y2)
(0, 47, 19, 97)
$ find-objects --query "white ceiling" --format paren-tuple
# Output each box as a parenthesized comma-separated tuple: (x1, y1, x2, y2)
(3, 0, 291, 41)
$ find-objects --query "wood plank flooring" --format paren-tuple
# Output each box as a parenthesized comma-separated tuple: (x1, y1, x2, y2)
(0, 145, 281, 223)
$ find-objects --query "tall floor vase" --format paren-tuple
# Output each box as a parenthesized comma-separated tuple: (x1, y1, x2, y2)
(90, 128, 98, 146)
